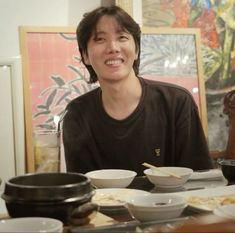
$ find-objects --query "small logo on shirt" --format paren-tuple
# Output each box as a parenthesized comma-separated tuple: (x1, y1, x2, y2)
(155, 148, 160, 157)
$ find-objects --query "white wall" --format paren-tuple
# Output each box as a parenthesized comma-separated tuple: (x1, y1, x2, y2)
(0, 0, 102, 187)
(0, 0, 101, 57)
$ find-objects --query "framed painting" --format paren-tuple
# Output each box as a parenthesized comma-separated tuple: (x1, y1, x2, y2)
(19, 26, 98, 172)
(140, 27, 208, 137)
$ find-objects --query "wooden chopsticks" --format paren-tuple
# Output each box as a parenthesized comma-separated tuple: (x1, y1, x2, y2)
(142, 162, 182, 179)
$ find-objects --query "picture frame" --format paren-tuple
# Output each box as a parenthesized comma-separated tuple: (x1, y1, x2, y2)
(19, 26, 98, 172)
(115, 0, 142, 25)
(140, 27, 208, 138)
(115, 0, 133, 17)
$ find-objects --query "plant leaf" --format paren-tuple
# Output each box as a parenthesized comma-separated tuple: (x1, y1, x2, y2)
(46, 89, 57, 108)
(51, 75, 66, 87)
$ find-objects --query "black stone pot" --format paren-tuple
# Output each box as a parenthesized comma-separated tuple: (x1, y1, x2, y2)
(218, 159, 235, 183)
(1, 172, 98, 225)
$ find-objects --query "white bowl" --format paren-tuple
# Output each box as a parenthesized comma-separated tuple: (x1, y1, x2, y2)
(0, 217, 63, 233)
(126, 193, 186, 210)
(144, 167, 193, 189)
(125, 193, 187, 222)
(85, 169, 137, 188)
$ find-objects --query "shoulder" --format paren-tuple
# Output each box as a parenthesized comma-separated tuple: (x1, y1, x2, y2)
(66, 87, 100, 110)
(63, 87, 100, 123)
(140, 77, 195, 104)
(141, 77, 192, 97)
(139, 77, 199, 115)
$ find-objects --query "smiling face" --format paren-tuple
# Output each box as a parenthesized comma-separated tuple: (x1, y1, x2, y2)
(83, 15, 138, 84)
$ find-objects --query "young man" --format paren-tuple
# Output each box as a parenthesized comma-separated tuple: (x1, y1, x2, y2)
(63, 5, 213, 176)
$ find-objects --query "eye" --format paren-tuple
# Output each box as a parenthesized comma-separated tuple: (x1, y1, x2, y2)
(118, 31, 131, 42)
(93, 36, 105, 43)
(119, 35, 129, 41)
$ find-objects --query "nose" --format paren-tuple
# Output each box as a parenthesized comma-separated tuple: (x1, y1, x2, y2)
(106, 40, 120, 53)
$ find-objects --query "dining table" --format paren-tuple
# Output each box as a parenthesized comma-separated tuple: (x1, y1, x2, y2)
(0, 169, 234, 233)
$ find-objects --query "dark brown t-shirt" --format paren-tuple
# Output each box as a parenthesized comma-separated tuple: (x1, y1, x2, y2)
(63, 77, 213, 176)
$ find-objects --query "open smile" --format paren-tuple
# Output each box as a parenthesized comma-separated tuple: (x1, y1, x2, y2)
(105, 58, 124, 65)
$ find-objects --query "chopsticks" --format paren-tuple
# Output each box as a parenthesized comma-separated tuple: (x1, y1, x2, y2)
(142, 162, 182, 179)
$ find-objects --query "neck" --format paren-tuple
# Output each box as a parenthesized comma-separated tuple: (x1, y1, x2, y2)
(101, 76, 142, 120)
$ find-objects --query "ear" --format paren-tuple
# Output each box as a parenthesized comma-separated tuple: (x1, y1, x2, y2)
(134, 48, 139, 60)
(83, 52, 90, 65)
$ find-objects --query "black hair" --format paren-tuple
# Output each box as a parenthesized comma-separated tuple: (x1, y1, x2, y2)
(76, 5, 141, 83)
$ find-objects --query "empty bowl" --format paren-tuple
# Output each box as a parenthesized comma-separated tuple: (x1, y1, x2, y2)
(125, 193, 187, 222)
(85, 169, 137, 188)
(218, 159, 235, 183)
(0, 217, 63, 233)
(144, 167, 193, 189)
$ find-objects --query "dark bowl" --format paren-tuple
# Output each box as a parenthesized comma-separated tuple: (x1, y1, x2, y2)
(218, 159, 235, 183)
(1, 172, 97, 225)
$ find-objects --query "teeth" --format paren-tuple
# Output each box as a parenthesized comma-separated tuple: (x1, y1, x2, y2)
(106, 59, 122, 65)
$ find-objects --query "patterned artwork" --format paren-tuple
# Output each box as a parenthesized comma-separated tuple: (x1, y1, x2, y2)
(26, 31, 98, 130)
(139, 33, 200, 111)
(140, 34, 197, 76)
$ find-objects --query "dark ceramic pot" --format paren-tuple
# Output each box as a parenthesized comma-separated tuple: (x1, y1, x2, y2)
(1, 172, 98, 225)
(218, 159, 235, 183)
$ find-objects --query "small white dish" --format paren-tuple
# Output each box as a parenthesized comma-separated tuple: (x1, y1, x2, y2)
(0, 217, 63, 233)
(125, 193, 187, 222)
(214, 204, 235, 219)
(85, 169, 137, 188)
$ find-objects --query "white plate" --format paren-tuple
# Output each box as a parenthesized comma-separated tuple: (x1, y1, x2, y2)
(92, 188, 150, 208)
(177, 185, 235, 212)
(189, 169, 223, 180)
(213, 204, 235, 219)
(183, 177, 228, 191)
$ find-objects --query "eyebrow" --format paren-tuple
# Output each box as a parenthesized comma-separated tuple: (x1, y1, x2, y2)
(93, 29, 129, 37)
